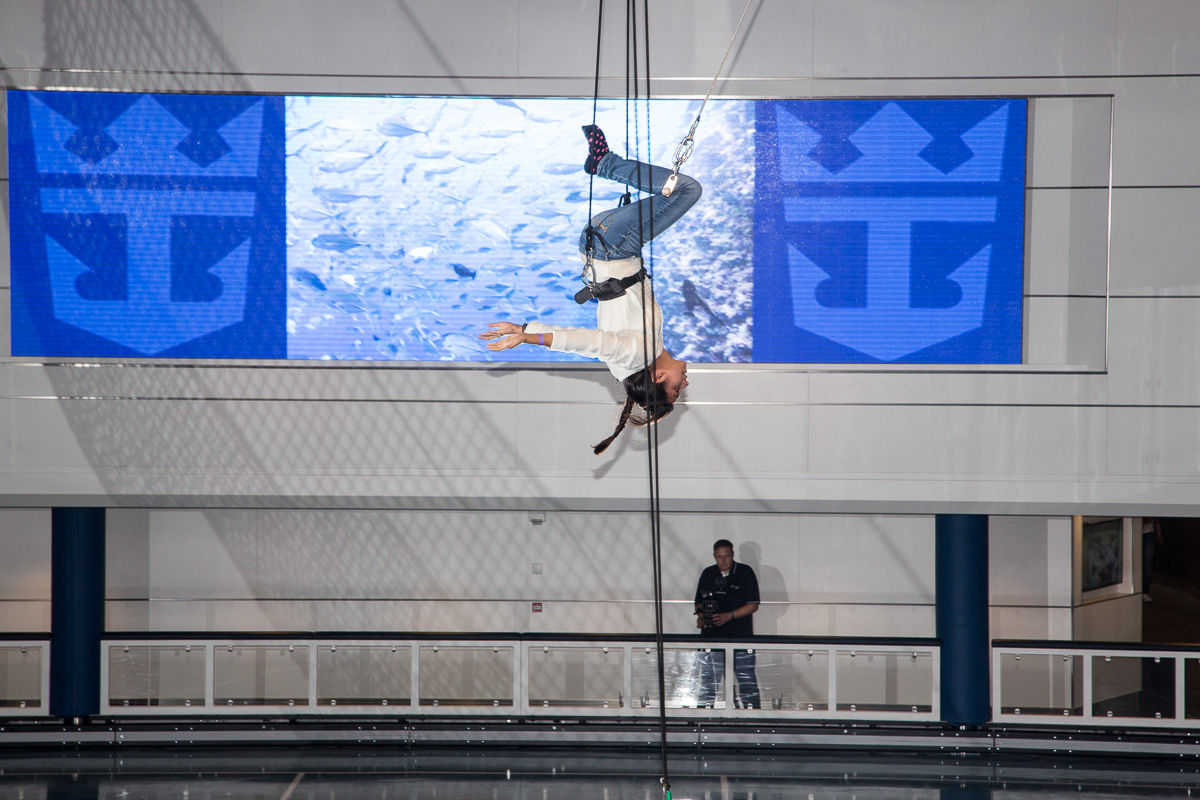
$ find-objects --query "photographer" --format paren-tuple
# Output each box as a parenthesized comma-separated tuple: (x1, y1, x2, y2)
(693, 539, 760, 708)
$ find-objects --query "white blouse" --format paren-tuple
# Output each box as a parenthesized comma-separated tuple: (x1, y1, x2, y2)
(524, 255, 664, 381)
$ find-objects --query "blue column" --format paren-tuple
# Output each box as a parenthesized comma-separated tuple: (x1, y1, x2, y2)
(935, 513, 989, 726)
(51, 508, 105, 721)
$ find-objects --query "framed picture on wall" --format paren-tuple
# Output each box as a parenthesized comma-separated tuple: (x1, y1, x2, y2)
(1073, 516, 1134, 604)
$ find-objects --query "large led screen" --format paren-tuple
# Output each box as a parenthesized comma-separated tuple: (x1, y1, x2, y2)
(7, 90, 1026, 363)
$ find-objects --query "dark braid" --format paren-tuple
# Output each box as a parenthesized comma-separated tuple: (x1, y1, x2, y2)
(592, 367, 676, 454)
(593, 395, 636, 455)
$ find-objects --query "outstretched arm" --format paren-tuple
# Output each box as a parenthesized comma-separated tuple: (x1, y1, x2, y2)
(479, 322, 554, 350)
(480, 321, 647, 371)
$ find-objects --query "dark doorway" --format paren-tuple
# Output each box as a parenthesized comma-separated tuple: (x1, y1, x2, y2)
(1142, 517, 1200, 644)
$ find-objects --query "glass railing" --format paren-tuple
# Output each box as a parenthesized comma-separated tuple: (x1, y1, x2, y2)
(99, 633, 940, 721)
(993, 640, 1200, 728)
(0, 637, 50, 716)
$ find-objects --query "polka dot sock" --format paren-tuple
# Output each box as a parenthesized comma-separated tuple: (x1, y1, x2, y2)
(582, 124, 611, 174)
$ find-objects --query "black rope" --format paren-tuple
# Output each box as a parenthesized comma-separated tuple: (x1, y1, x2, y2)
(624, 0, 631, 158)
(591, 0, 603, 126)
(589, 3, 670, 792)
(584, 0, 604, 268)
(625, 0, 670, 796)
(641, 0, 669, 793)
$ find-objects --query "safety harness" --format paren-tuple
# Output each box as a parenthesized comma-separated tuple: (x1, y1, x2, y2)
(572, 266, 646, 304)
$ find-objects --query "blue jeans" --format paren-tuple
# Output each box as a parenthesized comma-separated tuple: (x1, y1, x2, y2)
(578, 154, 702, 261)
(696, 648, 761, 709)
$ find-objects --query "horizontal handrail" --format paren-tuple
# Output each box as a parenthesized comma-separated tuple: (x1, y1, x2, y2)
(994, 638, 1200, 653)
(993, 642, 1199, 729)
(104, 631, 940, 646)
(99, 634, 941, 723)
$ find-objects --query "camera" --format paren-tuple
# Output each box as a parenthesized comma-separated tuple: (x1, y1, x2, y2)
(699, 590, 719, 629)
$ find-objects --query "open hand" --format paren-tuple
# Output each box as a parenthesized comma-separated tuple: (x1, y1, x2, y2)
(479, 321, 525, 351)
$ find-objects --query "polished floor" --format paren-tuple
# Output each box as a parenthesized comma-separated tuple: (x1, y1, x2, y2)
(1, 748, 1198, 799)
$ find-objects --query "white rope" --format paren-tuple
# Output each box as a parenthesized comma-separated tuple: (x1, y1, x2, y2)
(664, 0, 755, 195)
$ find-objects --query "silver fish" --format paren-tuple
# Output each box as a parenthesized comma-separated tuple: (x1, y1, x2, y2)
(312, 233, 362, 252)
(317, 150, 377, 173)
(307, 135, 353, 152)
(454, 151, 499, 164)
(378, 119, 423, 138)
(291, 268, 327, 291)
(478, 125, 522, 139)
(328, 290, 367, 311)
(313, 187, 376, 204)
(292, 202, 334, 221)
(470, 219, 509, 241)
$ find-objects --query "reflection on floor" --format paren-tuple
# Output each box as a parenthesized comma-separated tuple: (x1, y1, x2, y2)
(2, 747, 1198, 799)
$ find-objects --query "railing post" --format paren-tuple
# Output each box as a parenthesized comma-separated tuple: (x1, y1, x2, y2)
(1175, 654, 1187, 724)
(936, 514, 989, 726)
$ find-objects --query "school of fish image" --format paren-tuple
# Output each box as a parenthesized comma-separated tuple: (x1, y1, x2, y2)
(285, 96, 755, 363)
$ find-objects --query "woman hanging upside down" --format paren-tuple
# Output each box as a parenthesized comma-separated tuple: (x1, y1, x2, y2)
(479, 125, 702, 454)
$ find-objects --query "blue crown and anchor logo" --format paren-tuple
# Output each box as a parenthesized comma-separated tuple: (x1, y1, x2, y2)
(22, 92, 274, 355)
(754, 98, 1027, 364)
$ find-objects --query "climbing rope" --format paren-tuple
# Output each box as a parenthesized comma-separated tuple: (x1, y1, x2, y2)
(582, 0, 605, 290)
(624, 2, 671, 796)
(583, 2, 756, 795)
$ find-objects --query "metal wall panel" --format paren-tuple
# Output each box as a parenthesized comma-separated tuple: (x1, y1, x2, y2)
(516, 401, 810, 477)
(809, 404, 1107, 477)
(989, 605, 1073, 640)
(1026, 188, 1109, 297)
(1024, 296, 1107, 369)
(1110, 78, 1200, 186)
(1107, 404, 1200, 477)
(1115, 0, 1200, 75)
(0, 1, 47, 73)
(1109, 188, 1200, 296)
(989, 516, 1073, 606)
(517, 0, 817, 84)
(807, 371, 1107, 407)
(220, 0, 522, 79)
(1028, 97, 1113, 189)
(1106, 297, 1200, 405)
(812, 0, 1118, 78)
(0, 508, 51, 601)
(5, 397, 520, 472)
(0, 291, 8, 359)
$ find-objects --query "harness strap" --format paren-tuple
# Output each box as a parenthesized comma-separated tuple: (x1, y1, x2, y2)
(572, 266, 646, 304)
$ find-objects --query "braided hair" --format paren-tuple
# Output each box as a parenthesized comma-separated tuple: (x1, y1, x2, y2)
(592, 367, 675, 454)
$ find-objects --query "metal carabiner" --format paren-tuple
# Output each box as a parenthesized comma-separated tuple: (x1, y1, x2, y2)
(663, 120, 700, 197)
(671, 134, 694, 168)
(581, 231, 598, 288)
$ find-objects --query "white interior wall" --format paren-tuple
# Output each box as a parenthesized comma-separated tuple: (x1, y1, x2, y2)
(0, 508, 51, 632)
(988, 516, 1074, 641)
(105, 508, 939, 636)
(0, 504, 1120, 649)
